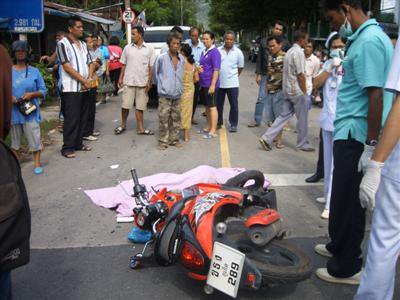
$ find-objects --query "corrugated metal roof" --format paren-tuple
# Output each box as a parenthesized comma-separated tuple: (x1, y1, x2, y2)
(74, 12, 115, 25)
(44, 2, 115, 25)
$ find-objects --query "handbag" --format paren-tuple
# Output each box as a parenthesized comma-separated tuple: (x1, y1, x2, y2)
(97, 77, 115, 94)
(17, 98, 37, 116)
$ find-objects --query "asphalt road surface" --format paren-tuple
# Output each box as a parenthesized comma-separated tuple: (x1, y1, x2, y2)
(13, 63, 399, 300)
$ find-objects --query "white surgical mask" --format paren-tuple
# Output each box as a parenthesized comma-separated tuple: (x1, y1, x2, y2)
(339, 17, 353, 38)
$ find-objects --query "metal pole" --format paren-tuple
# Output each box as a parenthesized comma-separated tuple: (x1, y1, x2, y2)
(180, 0, 183, 26)
(124, 0, 131, 45)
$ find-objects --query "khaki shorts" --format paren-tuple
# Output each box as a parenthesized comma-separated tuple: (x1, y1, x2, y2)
(121, 86, 148, 111)
(10, 120, 42, 152)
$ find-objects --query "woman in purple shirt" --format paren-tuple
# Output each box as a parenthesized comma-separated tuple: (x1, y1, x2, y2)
(198, 31, 221, 138)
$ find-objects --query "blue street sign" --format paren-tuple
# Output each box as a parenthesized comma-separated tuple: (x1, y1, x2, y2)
(0, 0, 44, 33)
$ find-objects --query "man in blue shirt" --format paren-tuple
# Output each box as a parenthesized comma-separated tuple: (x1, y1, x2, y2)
(186, 27, 205, 124)
(217, 31, 244, 132)
(315, 0, 393, 285)
(154, 33, 185, 150)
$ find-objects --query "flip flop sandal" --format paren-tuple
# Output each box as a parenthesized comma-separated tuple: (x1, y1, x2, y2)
(259, 138, 272, 151)
(275, 142, 285, 149)
(203, 133, 218, 139)
(33, 167, 44, 175)
(169, 142, 183, 148)
(248, 122, 260, 128)
(158, 144, 168, 150)
(114, 126, 126, 135)
(76, 145, 92, 151)
(197, 129, 209, 134)
(62, 152, 76, 159)
(137, 129, 154, 135)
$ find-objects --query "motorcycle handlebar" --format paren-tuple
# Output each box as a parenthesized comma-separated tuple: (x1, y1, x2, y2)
(131, 169, 139, 185)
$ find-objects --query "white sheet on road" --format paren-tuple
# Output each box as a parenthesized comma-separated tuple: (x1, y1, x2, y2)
(84, 165, 272, 217)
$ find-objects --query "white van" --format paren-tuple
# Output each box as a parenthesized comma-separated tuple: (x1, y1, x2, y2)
(144, 26, 191, 56)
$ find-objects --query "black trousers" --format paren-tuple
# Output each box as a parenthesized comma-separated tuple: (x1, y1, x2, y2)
(326, 136, 365, 278)
(217, 87, 239, 127)
(316, 129, 324, 176)
(83, 88, 97, 137)
(61, 91, 89, 154)
(109, 68, 121, 96)
(192, 81, 200, 117)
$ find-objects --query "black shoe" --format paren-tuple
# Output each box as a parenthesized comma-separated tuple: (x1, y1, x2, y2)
(305, 173, 323, 183)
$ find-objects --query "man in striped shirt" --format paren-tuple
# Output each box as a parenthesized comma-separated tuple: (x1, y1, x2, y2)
(57, 16, 95, 158)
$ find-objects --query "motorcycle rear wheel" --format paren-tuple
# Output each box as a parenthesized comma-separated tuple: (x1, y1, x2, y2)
(224, 170, 265, 192)
(239, 239, 313, 285)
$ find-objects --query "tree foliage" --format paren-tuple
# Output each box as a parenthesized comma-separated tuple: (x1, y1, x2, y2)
(208, 0, 322, 35)
(208, 0, 383, 35)
(50, 0, 198, 26)
(132, 0, 198, 26)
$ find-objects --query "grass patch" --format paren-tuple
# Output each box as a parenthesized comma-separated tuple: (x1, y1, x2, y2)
(5, 119, 59, 149)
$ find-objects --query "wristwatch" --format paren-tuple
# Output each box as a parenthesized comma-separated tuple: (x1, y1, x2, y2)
(366, 139, 378, 146)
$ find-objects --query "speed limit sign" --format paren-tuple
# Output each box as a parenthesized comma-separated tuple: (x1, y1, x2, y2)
(122, 9, 134, 24)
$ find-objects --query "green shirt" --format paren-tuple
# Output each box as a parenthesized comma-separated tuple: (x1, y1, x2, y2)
(334, 19, 393, 143)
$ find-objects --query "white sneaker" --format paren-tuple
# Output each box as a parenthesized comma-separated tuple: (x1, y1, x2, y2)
(83, 135, 98, 141)
(315, 268, 362, 285)
(321, 209, 329, 220)
(316, 197, 326, 204)
(314, 244, 333, 258)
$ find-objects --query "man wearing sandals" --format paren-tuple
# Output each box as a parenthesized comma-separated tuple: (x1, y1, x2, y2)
(115, 26, 156, 136)
(57, 17, 96, 158)
(154, 33, 185, 150)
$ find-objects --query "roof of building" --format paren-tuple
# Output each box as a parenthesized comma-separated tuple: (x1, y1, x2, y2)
(44, 1, 115, 25)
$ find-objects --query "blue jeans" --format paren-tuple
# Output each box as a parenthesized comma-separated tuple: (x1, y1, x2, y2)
(265, 91, 284, 122)
(0, 271, 12, 300)
(217, 87, 239, 127)
(253, 75, 268, 124)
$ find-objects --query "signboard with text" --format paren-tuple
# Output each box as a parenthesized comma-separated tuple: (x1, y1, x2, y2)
(0, 0, 44, 33)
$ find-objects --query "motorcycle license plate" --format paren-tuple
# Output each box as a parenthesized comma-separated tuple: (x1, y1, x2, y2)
(206, 242, 245, 298)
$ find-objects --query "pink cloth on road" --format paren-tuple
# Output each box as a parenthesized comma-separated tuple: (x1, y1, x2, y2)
(84, 165, 271, 217)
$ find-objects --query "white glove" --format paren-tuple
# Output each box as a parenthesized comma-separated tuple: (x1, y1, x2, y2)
(324, 58, 342, 73)
(358, 145, 376, 173)
(359, 160, 384, 211)
(332, 57, 342, 67)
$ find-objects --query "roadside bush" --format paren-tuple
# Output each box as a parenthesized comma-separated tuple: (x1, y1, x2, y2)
(34, 62, 57, 102)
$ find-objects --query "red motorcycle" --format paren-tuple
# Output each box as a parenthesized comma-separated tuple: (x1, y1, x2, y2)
(129, 169, 312, 298)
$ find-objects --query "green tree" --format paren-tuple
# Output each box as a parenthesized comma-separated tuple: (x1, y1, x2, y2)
(132, 0, 198, 26)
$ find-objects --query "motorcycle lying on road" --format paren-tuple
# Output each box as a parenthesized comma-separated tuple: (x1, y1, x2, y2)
(128, 169, 312, 298)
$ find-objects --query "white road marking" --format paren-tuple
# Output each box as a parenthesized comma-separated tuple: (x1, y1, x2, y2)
(265, 174, 323, 187)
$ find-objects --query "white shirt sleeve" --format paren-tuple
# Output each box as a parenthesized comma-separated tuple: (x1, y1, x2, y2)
(385, 39, 400, 93)
(238, 49, 245, 68)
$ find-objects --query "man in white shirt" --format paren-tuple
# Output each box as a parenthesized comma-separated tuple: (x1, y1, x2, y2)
(304, 40, 321, 97)
(217, 31, 244, 132)
(115, 26, 156, 136)
(57, 16, 95, 158)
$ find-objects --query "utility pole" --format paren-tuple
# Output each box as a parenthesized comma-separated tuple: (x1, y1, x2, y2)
(180, 0, 183, 26)
(124, 0, 132, 44)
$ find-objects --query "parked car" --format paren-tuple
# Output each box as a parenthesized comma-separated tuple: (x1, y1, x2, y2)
(144, 26, 191, 56)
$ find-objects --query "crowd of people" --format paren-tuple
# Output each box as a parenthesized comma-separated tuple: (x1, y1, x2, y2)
(1, 0, 400, 298)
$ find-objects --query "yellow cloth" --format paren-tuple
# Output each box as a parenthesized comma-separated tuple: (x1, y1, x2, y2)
(180, 67, 195, 129)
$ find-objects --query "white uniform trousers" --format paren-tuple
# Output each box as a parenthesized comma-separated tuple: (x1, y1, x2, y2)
(322, 129, 334, 211)
(354, 173, 400, 300)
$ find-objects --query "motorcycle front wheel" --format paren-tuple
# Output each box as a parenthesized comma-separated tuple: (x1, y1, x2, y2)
(239, 239, 313, 285)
